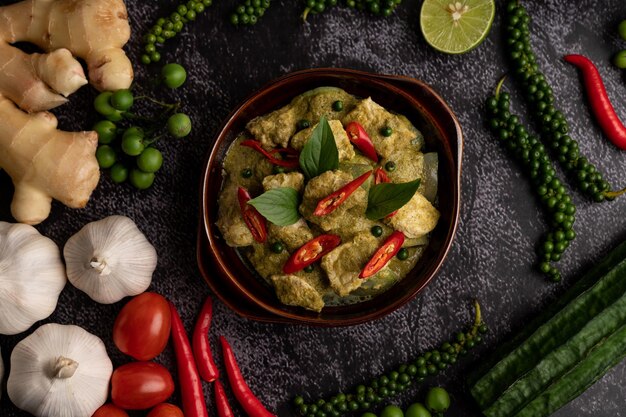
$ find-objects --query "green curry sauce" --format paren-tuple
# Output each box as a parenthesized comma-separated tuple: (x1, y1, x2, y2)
(217, 87, 440, 312)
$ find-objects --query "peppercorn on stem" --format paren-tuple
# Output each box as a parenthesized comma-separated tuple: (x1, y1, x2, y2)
(604, 186, 626, 199)
(494, 75, 508, 99)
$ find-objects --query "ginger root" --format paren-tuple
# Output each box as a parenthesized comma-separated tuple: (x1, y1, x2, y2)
(0, 95, 100, 225)
(0, 0, 133, 224)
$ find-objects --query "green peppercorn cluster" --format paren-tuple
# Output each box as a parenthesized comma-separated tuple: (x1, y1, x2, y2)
(346, 0, 402, 17)
(486, 87, 575, 282)
(141, 0, 213, 65)
(302, 0, 402, 21)
(92, 64, 192, 190)
(504, 1, 610, 202)
(294, 302, 487, 417)
(230, 0, 271, 25)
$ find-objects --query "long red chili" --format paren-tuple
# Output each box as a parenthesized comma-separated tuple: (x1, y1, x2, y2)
(214, 380, 236, 417)
(282, 234, 342, 274)
(564, 54, 626, 150)
(360, 231, 405, 278)
(345, 121, 379, 162)
(240, 139, 300, 168)
(220, 336, 276, 417)
(168, 302, 209, 417)
(192, 296, 219, 383)
(238, 187, 267, 243)
(313, 170, 372, 216)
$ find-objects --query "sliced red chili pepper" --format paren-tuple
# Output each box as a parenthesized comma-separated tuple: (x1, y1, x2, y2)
(373, 167, 390, 185)
(220, 336, 276, 417)
(168, 302, 209, 417)
(359, 231, 405, 279)
(564, 54, 626, 150)
(240, 139, 300, 168)
(238, 187, 267, 243)
(214, 380, 236, 417)
(192, 296, 219, 383)
(313, 170, 372, 216)
(283, 234, 341, 274)
(345, 121, 379, 162)
(373, 168, 397, 217)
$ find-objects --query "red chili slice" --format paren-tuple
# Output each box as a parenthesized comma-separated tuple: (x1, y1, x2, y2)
(372, 168, 398, 218)
(373, 167, 390, 185)
(345, 121, 378, 162)
(313, 170, 372, 216)
(237, 187, 267, 243)
(283, 234, 341, 274)
(359, 231, 405, 279)
(240, 139, 300, 168)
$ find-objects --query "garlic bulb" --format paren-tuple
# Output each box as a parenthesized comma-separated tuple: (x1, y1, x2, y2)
(8, 323, 112, 417)
(0, 222, 66, 335)
(63, 215, 157, 304)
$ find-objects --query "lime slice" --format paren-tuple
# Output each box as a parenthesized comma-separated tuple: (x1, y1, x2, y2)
(420, 0, 496, 54)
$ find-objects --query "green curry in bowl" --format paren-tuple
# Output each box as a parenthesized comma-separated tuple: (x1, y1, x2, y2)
(216, 87, 439, 312)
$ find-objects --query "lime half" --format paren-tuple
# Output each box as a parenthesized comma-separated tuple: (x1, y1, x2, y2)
(420, 0, 496, 54)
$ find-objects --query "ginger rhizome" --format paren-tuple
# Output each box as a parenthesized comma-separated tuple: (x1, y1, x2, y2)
(0, 0, 134, 224)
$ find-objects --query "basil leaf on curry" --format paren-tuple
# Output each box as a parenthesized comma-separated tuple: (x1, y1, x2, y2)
(366, 179, 421, 220)
(299, 116, 339, 179)
(247, 187, 300, 226)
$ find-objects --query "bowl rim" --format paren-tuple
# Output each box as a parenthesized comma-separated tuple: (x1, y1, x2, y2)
(198, 67, 463, 326)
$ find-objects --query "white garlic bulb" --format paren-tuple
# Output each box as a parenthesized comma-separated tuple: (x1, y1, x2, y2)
(0, 222, 66, 335)
(8, 323, 112, 417)
(63, 215, 157, 304)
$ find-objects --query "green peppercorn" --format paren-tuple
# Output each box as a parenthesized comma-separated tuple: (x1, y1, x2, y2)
(297, 119, 311, 130)
(396, 248, 409, 260)
(370, 225, 383, 237)
(303, 265, 314, 272)
(384, 161, 396, 172)
(332, 100, 343, 111)
(380, 126, 393, 137)
(270, 242, 284, 253)
(241, 168, 253, 178)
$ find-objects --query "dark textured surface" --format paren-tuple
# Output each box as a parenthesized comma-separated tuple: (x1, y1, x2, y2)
(2, 0, 626, 416)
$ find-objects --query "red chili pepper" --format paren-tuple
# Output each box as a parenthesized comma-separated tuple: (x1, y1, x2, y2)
(283, 234, 341, 274)
(373, 168, 397, 217)
(359, 231, 405, 279)
(345, 121, 379, 162)
(564, 54, 626, 150)
(214, 380, 236, 417)
(238, 187, 267, 243)
(220, 336, 276, 417)
(313, 170, 372, 216)
(240, 139, 300, 168)
(192, 296, 219, 383)
(168, 302, 209, 417)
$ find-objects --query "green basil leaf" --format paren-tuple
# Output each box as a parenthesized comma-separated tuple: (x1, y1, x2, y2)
(299, 116, 339, 179)
(366, 179, 421, 220)
(247, 187, 300, 226)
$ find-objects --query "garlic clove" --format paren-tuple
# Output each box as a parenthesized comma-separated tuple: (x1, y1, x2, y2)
(8, 323, 113, 417)
(63, 215, 158, 304)
(0, 222, 67, 335)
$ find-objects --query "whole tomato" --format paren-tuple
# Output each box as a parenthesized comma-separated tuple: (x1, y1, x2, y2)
(113, 292, 171, 360)
(92, 404, 129, 417)
(111, 362, 175, 410)
(147, 403, 185, 417)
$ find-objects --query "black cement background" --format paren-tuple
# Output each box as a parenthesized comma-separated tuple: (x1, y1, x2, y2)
(2, 0, 626, 416)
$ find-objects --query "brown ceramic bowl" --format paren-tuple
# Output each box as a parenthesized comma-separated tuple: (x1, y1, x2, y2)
(198, 68, 462, 326)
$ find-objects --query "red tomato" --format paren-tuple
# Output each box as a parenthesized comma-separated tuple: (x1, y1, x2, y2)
(147, 403, 185, 417)
(111, 362, 175, 410)
(113, 292, 171, 360)
(92, 404, 129, 417)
